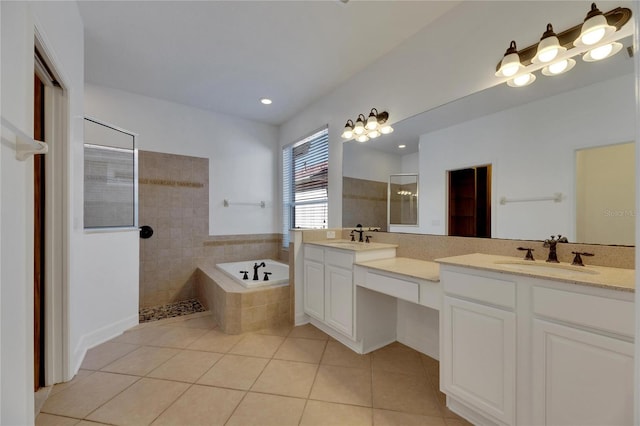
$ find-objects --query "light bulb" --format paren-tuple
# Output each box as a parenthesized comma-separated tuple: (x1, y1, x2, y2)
(341, 129, 353, 139)
(366, 111, 378, 130)
(590, 43, 613, 60)
(496, 41, 522, 78)
(368, 130, 380, 138)
(542, 58, 576, 76)
(549, 60, 568, 74)
(581, 27, 606, 46)
(380, 124, 394, 134)
(583, 42, 622, 62)
(507, 73, 536, 88)
(355, 134, 369, 143)
(501, 62, 520, 77)
(533, 24, 565, 64)
(538, 48, 558, 63)
(353, 121, 365, 135)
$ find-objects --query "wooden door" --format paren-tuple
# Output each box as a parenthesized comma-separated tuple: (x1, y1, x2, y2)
(34, 73, 46, 390)
(448, 165, 491, 238)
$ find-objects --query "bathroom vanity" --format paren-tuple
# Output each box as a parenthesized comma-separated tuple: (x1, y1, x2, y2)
(437, 254, 635, 426)
(296, 233, 635, 425)
(302, 240, 397, 352)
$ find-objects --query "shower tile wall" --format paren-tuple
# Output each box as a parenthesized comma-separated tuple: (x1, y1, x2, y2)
(342, 176, 388, 231)
(139, 150, 285, 309)
(139, 151, 209, 308)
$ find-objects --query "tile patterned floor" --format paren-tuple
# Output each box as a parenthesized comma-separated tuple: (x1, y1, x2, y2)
(37, 313, 472, 426)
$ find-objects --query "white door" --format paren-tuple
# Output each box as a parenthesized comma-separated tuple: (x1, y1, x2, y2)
(442, 296, 516, 425)
(303, 259, 324, 320)
(324, 265, 353, 337)
(532, 319, 634, 426)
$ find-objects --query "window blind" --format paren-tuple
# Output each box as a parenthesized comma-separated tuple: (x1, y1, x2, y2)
(282, 126, 329, 247)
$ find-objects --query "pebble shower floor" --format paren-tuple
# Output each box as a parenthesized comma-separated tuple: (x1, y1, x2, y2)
(138, 298, 206, 323)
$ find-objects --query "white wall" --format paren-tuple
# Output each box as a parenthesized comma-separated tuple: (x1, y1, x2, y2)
(343, 142, 401, 182)
(1, 3, 140, 423)
(418, 74, 634, 240)
(279, 1, 622, 228)
(85, 84, 280, 236)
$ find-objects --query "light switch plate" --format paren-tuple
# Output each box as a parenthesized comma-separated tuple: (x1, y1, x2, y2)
(326, 231, 336, 239)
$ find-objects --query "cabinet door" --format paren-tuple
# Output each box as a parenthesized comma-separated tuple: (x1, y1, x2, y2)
(324, 265, 353, 337)
(442, 296, 516, 425)
(303, 259, 325, 320)
(532, 319, 634, 426)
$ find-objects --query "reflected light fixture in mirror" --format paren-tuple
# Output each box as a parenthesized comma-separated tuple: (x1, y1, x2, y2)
(495, 3, 631, 88)
(341, 108, 394, 142)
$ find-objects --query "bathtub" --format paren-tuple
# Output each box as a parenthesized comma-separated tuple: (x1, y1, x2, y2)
(216, 259, 289, 288)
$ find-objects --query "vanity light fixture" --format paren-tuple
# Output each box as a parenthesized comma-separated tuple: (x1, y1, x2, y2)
(495, 3, 631, 88)
(341, 108, 394, 142)
(532, 24, 565, 64)
(574, 3, 616, 47)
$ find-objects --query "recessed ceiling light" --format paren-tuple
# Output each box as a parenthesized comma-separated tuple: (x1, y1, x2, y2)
(398, 144, 406, 149)
(260, 98, 272, 105)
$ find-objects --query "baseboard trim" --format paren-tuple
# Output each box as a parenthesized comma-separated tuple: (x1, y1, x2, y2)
(295, 312, 309, 326)
(71, 314, 138, 375)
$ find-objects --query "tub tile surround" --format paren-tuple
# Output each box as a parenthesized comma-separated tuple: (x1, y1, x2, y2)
(37, 316, 470, 426)
(196, 266, 290, 334)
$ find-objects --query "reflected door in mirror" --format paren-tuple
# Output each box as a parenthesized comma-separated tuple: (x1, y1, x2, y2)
(448, 165, 491, 237)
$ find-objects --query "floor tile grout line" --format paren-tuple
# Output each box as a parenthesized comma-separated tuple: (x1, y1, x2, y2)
(146, 381, 194, 426)
(77, 374, 143, 422)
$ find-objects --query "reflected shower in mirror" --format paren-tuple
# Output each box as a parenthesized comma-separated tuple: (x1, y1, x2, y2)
(389, 174, 418, 226)
(342, 34, 634, 246)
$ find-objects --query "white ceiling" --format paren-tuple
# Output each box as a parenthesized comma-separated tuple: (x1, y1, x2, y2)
(79, 1, 459, 126)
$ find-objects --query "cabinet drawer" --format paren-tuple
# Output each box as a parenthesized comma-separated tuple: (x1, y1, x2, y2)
(442, 269, 516, 309)
(533, 286, 634, 337)
(304, 245, 324, 262)
(364, 271, 419, 303)
(325, 249, 355, 269)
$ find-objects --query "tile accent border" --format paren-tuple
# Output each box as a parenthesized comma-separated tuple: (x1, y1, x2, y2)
(139, 178, 205, 188)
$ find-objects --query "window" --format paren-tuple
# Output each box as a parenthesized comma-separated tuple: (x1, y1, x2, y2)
(282, 127, 329, 246)
(83, 118, 138, 229)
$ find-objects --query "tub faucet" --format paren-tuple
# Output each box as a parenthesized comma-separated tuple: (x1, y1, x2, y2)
(253, 262, 266, 280)
(543, 235, 568, 263)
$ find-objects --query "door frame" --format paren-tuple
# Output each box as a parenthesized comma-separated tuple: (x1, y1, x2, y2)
(35, 28, 70, 385)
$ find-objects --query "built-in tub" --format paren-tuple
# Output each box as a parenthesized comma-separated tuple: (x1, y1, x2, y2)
(196, 261, 291, 334)
(216, 259, 288, 288)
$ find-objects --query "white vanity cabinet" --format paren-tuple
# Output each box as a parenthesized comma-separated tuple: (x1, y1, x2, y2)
(438, 255, 635, 426)
(531, 285, 634, 426)
(302, 242, 396, 344)
(303, 245, 325, 321)
(440, 269, 516, 426)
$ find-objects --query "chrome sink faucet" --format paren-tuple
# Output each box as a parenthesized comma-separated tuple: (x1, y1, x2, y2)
(543, 235, 568, 263)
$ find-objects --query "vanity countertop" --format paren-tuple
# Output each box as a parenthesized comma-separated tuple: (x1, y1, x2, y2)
(306, 239, 398, 252)
(355, 257, 439, 282)
(436, 253, 635, 292)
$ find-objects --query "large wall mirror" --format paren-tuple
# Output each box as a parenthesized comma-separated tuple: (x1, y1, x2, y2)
(343, 34, 634, 246)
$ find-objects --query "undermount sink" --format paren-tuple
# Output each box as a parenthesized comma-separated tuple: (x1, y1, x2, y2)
(324, 241, 363, 249)
(494, 260, 600, 277)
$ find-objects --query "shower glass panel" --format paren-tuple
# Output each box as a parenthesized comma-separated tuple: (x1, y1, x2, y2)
(83, 117, 138, 229)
